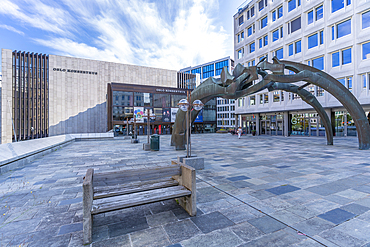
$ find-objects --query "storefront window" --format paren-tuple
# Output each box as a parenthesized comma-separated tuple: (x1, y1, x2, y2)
(153, 94, 171, 107)
(113, 107, 133, 121)
(113, 91, 133, 106)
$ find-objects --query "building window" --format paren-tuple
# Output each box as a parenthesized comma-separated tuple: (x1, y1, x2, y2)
(272, 26, 283, 42)
(288, 0, 300, 12)
(264, 93, 269, 104)
(363, 11, 370, 29)
(289, 43, 293, 56)
(363, 42, 370, 60)
(238, 48, 244, 59)
(332, 52, 340, 67)
(259, 35, 268, 48)
(237, 31, 244, 43)
(202, 64, 214, 79)
(308, 30, 323, 49)
(308, 56, 324, 70)
(336, 19, 351, 39)
(272, 6, 283, 22)
(215, 60, 229, 76)
(247, 60, 256, 66)
(342, 48, 352, 65)
(191, 68, 201, 75)
(332, 0, 351, 13)
(288, 17, 301, 34)
(316, 5, 323, 21)
(248, 24, 255, 36)
(295, 40, 301, 53)
(278, 6, 283, 18)
(338, 76, 353, 92)
(273, 91, 280, 102)
(250, 96, 256, 105)
(308, 10, 313, 25)
(261, 16, 268, 29)
(258, 0, 264, 11)
(250, 42, 255, 53)
(239, 15, 244, 26)
(251, 6, 255, 17)
(275, 48, 283, 59)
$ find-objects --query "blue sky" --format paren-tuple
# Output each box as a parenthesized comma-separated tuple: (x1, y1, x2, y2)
(0, 0, 245, 71)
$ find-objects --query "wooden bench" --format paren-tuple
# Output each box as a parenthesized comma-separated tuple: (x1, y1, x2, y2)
(82, 161, 196, 244)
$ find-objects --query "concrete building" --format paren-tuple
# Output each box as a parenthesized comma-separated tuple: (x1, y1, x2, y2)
(180, 57, 236, 131)
(1, 49, 207, 144)
(234, 0, 370, 137)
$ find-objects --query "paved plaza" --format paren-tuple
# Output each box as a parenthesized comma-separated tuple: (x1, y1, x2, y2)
(1, 134, 370, 246)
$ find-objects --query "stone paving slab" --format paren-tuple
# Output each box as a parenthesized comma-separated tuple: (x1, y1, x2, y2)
(0, 134, 370, 246)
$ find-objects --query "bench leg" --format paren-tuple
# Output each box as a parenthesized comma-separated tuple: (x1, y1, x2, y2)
(178, 164, 197, 216)
(83, 214, 93, 244)
(83, 169, 94, 244)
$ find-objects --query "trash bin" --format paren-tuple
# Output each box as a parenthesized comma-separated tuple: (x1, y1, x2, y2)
(150, 134, 160, 151)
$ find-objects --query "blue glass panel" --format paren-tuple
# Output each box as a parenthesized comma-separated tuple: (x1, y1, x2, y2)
(363, 42, 370, 59)
(288, 0, 296, 12)
(337, 19, 351, 38)
(278, 6, 283, 18)
(320, 31, 323, 45)
(289, 44, 293, 56)
(276, 48, 283, 59)
(264, 35, 268, 46)
(332, 26, 334, 40)
(273, 30, 279, 42)
(308, 11, 313, 24)
(272, 11, 276, 21)
(363, 74, 367, 88)
(342, 48, 351, 65)
(312, 56, 324, 70)
(308, 33, 318, 49)
(347, 0, 351, 5)
(250, 42, 255, 53)
(261, 17, 268, 28)
(259, 38, 263, 48)
(363, 11, 370, 29)
(248, 27, 252, 36)
(348, 77, 352, 89)
(316, 5, 323, 20)
(332, 52, 340, 67)
(295, 40, 301, 53)
(332, 0, 344, 13)
(280, 27, 283, 38)
(241, 32, 244, 39)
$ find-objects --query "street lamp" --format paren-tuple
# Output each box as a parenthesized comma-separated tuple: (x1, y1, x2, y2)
(178, 92, 204, 158)
(142, 109, 156, 149)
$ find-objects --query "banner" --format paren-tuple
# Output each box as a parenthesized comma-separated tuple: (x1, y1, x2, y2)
(134, 107, 144, 123)
(171, 108, 179, 122)
(194, 109, 203, 123)
(162, 108, 171, 122)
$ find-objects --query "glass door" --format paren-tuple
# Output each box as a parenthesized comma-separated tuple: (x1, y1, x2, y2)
(310, 118, 317, 136)
(277, 121, 283, 136)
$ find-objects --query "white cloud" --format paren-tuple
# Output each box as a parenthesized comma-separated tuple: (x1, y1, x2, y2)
(0, 24, 24, 35)
(1, 0, 232, 70)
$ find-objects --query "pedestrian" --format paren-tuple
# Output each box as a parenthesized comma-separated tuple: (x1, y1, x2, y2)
(237, 127, 242, 139)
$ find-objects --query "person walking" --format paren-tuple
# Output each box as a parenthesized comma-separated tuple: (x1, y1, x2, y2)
(237, 127, 242, 139)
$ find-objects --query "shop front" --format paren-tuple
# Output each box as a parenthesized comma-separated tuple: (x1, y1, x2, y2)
(107, 83, 217, 135)
(260, 113, 284, 136)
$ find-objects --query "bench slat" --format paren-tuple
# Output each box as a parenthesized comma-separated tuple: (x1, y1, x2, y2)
(91, 186, 191, 215)
(93, 166, 181, 186)
(93, 178, 179, 199)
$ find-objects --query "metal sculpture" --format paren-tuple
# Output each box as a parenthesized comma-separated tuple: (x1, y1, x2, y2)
(171, 57, 370, 150)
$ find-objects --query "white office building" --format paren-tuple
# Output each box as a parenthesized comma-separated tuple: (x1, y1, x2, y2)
(234, 0, 370, 137)
(180, 57, 236, 131)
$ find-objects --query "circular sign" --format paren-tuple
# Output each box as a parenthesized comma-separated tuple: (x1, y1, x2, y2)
(291, 117, 297, 125)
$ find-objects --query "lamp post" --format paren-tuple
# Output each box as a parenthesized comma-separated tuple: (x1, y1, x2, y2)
(178, 91, 204, 158)
(143, 108, 155, 145)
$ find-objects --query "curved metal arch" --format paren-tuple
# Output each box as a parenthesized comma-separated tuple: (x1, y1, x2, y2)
(258, 60, 370, 150)
(268, 82, 333, 145)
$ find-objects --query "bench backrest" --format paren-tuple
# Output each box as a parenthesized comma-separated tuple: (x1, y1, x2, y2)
(93, 165, 181, 186)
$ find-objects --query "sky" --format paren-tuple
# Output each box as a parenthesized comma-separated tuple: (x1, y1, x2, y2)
(0, 0, 245, 71)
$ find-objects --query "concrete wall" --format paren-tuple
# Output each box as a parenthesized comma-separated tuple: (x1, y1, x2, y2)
(1, 49, 12, 144)
(1, 49, 178, 143)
